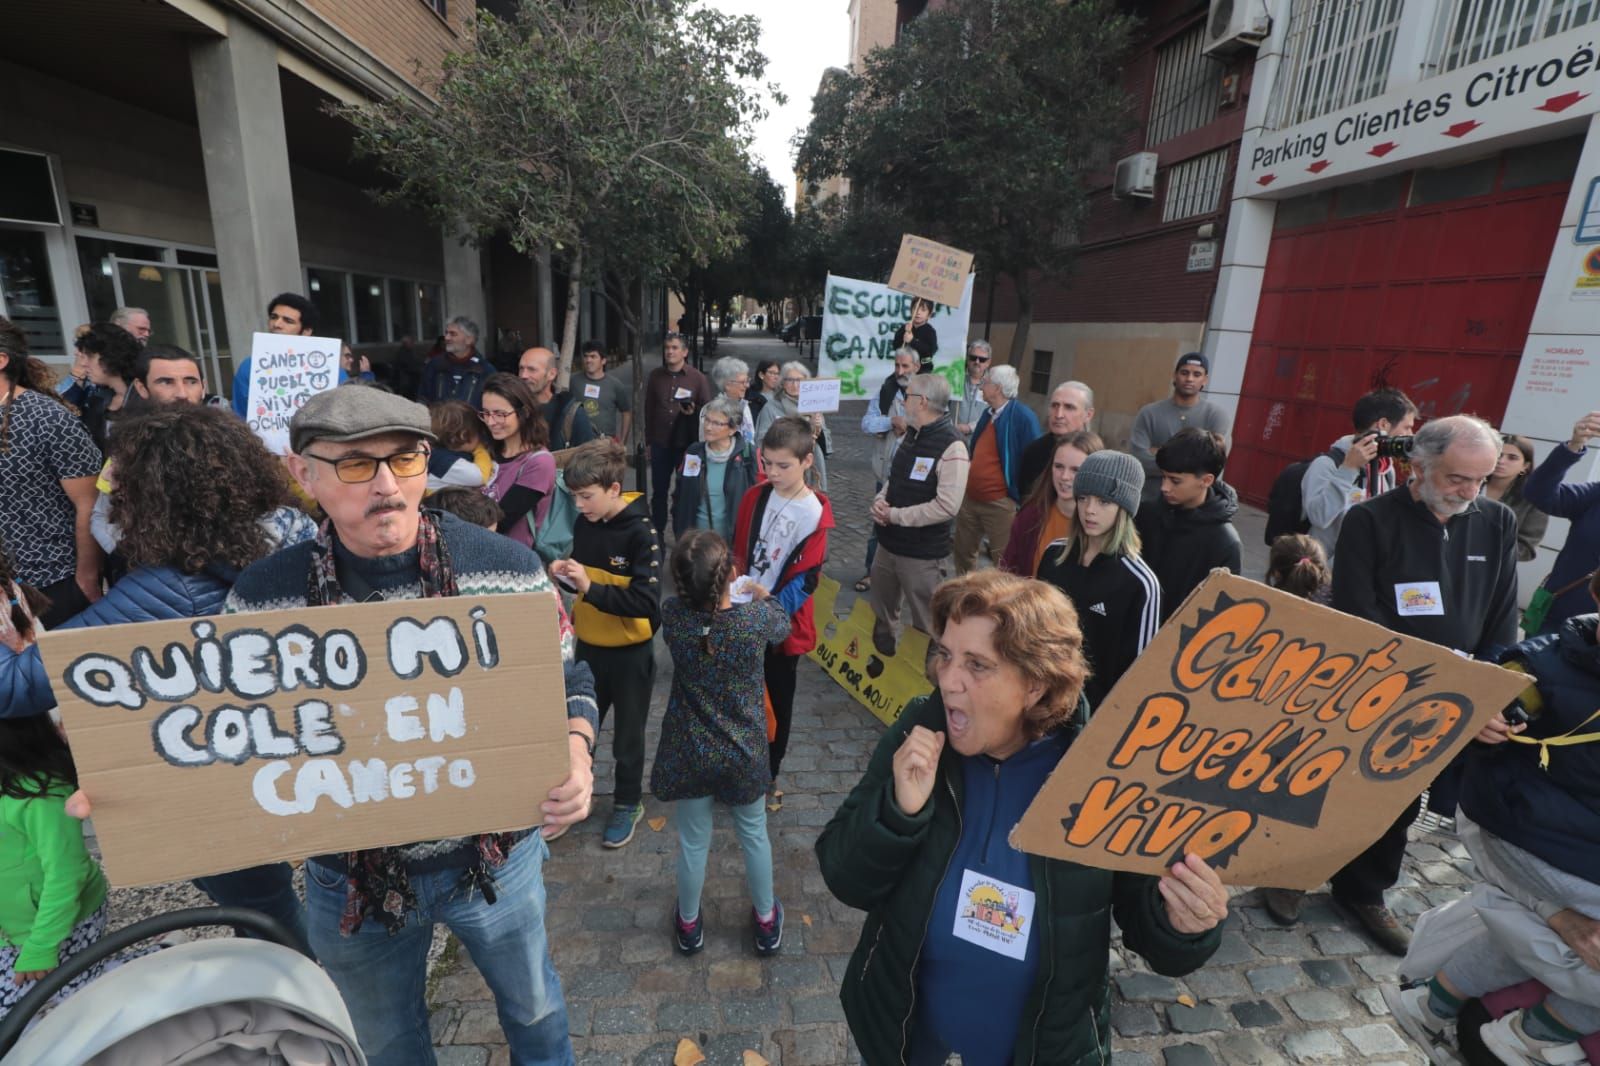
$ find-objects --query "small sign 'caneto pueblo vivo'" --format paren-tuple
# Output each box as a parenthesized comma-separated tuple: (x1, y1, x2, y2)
(38, 595, 569, 886)
(1012, 572, 1529, 889)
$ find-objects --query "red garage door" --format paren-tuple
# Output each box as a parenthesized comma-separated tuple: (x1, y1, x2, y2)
(1228, 138, 1580, 506)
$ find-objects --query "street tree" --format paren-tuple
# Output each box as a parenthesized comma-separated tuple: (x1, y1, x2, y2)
(795, 0, 1137, 367)
(338, 0, 774, 408)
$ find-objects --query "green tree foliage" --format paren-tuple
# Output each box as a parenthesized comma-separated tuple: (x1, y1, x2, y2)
(795, 0, 1137, 365)
(338, 0, 775, 392)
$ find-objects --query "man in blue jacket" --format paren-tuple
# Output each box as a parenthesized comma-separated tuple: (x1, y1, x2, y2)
(952, 363, 1040, 574)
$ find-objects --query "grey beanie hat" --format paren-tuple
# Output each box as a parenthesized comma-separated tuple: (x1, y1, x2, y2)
(1072, 450, 1145, 517)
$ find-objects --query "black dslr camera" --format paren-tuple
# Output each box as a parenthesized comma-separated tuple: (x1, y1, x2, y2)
(1372, 434, 1415, 460)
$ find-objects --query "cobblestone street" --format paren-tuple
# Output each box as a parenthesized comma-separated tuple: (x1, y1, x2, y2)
(411, 331, 1478, 1065)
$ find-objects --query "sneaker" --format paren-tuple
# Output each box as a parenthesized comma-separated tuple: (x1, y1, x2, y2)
(1479, 1009, 1588, 1065)
(674, 908, 704, 956)
(754, 900, 784, 956)
(1262, 887, 1304, 925)
(1382, 983, 1464, 1065)
(1335, 897, 1412, 956)
(601, 803, 644, 849)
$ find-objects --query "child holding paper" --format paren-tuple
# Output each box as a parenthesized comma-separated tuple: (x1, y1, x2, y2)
(652, 530, 790, 956)
(0, 572, 109, 1020)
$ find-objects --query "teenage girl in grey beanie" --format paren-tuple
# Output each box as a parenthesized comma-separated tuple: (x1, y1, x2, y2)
(1036, 450, 1164, 711)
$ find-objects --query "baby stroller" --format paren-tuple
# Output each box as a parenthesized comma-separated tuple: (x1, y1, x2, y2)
(0, 907, 365, 1064)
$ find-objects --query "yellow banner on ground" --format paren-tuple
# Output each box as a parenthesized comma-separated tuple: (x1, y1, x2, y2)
(807, 576, 934, 727)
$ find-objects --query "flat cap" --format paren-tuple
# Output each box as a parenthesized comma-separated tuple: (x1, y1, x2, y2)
(289, 385, 437, 454)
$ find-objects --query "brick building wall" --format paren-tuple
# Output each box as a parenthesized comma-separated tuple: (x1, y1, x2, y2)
(300, 0, 473, 93)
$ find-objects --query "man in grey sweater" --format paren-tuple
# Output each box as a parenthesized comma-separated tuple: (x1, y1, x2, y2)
(1300, 388, 1416, 563)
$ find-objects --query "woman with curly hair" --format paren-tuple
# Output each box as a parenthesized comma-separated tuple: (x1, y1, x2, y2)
(818, 569, 1224, 1066)
(53, 404, 315, 954)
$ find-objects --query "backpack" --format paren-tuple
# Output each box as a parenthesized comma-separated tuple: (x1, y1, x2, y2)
(1263, 445, 1349, 546)
(532, 469, 578, 566)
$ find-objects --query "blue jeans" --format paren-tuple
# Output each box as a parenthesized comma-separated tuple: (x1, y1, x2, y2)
(194, 862, 313, 958)
(305, 837, 572, 1066)
(675, 795, 774, 921)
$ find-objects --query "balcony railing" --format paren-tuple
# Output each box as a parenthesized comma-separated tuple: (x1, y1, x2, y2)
(1270, 0, 1405, 129)
(1430, 0, 1600, 73)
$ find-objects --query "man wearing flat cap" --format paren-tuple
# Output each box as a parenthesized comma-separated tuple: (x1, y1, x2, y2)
(226, 386, 599, 1065)
(1129, 352, 1232, 504)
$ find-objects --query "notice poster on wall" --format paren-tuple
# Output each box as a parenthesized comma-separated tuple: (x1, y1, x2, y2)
(1502, 335, 1599, 438)
(38, 595, 569, 886)
(1012, 572, 1528, 889)
(820, 273, 975, 401)
(245, 331, 344, 455)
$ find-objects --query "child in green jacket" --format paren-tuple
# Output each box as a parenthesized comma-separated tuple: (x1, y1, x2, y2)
(0, 699, 109, 1020)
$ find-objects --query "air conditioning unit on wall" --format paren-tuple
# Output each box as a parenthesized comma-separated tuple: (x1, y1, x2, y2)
(1203, 0, 1271, 57)
(1114, 152, 1158, 199)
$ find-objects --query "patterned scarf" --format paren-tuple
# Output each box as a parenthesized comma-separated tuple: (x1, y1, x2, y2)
(305, 510, 517, 936)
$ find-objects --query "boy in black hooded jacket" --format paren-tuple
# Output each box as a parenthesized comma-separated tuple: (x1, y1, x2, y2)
(1136, 428, 1241, 622)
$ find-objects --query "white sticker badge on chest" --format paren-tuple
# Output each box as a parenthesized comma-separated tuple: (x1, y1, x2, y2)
(1394, 581, 1445, 616)
(952, 868, 1035, 961)
(681, 454, 703, 477)
(909, 456, 935, 481)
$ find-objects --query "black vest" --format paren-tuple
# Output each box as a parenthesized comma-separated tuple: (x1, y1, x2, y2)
(879, 415, 960, 560)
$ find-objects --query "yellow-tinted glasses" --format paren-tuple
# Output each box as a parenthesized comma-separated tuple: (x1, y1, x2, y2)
(305, 447, 430, 484)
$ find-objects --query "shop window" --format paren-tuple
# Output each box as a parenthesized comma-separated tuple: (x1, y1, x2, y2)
(175, 249, 218, 268)
(419, 283, 444, 344)
(1030, 350, 1054, 395)
(1273, 191, 1333, 230)
(1333, 175, 1405, 218)
(353, 274, 387, 344)
(75, 236, 165, 324)
(0, 229, 64, 354)
(306, 267, 350, 341)
(0, 149, 61, 226)
(1502, 135, 1585, 191)
(1409, 155, 1497, 206)
(388, 278, 419, 341)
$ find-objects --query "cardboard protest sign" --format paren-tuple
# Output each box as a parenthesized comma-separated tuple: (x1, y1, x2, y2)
(1012, 572, 1530, 889)
(821, 273, 975, 401)
(245, 331, 344, 455)
(39, 594, 568, 886)
(807, 576, 933, 727)
(797, 378, 842, 414)
(887, 234, 975, 307)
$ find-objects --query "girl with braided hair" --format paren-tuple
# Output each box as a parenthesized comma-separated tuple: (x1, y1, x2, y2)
(650, 530, 792, 956)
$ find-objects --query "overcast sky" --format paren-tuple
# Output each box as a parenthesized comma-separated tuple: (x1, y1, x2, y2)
(699, 0, 851, 208)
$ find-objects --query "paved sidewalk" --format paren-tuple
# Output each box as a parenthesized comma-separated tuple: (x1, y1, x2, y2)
(423, 332, 1467, 1065)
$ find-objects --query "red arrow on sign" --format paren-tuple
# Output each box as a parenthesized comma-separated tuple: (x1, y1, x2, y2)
(1257, 174, 1276, 186)
(1536, 91, 1590, 113)
(1368, 142, 1399, 157)
(1442, 120, 1482, 138)
(1307, 160, 1331, 173)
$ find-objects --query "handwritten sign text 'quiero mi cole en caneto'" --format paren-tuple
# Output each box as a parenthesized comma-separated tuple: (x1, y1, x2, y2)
(1012, 573, 1529, 890)
(38, 595, 568, 887)
(887, 234, 975, 307)
(245, 331, 344, 456)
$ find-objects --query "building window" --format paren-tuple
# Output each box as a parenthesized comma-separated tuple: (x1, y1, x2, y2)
(421, 0, 446, 19)
(1030, 350, 1054, 395)
(419, 283, 444, 343)
(1147, 25, 1223, 145)
(1271, 0, 1403, 128)
(1162, 149, 1230, 222)
(353, 274, 387, 344)
(1432, 0, 1600, 74)
(306, 267, 350, 342)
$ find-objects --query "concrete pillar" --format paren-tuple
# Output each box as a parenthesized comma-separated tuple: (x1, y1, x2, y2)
(441, 231, 487, 350)
(190, 17, 302, 369)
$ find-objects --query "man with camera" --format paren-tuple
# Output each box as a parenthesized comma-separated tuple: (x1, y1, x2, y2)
(1266, 415, 1522, 953)
(1300, 388, 1417, 565)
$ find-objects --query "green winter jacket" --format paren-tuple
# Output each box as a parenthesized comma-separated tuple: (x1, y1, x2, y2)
(0, 786, 107, 972)
(816, 693, 1220, 1066)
